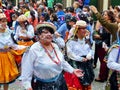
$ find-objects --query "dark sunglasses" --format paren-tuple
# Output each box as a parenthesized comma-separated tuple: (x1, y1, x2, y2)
(78, 27, 86, 29)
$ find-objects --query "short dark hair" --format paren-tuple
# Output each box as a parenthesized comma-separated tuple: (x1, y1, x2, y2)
(83, 5, 90, 12)
(55, 3, 63, 9)
(22, 5, 29, 10)
(70, 16, 77, 23)
(67, 7, 74, 13)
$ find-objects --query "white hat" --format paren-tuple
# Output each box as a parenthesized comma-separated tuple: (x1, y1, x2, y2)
(73, 20, 87, 36)
(76, 20, 87, 27)
(17, 15, 27, 22)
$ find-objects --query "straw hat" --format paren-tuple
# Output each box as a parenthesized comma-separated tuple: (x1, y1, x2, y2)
(76, 20, 87, 27)
(17, 15, 27, 22)
(73, 20, 87, 35)
(36, 22, 56, 34)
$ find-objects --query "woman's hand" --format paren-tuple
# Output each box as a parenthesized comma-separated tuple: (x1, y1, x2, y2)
(73, 69, 84, 77)
(90, 5, 98, 14)
(82, 57, 88, 62)
(109, 5, 114, 11)
(86, 54, 92, 60)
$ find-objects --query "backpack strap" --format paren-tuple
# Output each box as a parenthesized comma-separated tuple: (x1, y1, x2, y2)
(104, 44, 119, 63)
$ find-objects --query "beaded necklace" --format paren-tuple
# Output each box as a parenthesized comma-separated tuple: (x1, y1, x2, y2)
(42, 43, 61, 65)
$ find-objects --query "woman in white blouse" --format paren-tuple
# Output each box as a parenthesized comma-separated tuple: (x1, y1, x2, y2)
(0, 13, 27, 90)
(21, 22, 84, 90)
(65, 20, 94, 90)
(14, 14, 35, 46)
(13, 14, 35, 65)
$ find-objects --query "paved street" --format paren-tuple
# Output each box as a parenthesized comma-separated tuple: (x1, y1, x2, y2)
(0, 61, 106, 90)
(92, 60, 106, 90)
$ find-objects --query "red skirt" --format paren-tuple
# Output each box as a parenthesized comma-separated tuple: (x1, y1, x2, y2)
(64, 72, 82, 90)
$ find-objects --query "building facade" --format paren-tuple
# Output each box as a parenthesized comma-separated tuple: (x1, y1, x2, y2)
(6, 0, 120, 11)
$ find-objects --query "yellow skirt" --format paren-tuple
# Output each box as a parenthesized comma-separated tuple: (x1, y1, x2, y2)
(17, 40, 34, 46)
(10, 48, 27, 65)
(10, 40, 34, 64)
(0, 52, 19, 84)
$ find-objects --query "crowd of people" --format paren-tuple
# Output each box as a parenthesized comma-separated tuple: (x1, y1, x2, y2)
(0, 0, 120, 90)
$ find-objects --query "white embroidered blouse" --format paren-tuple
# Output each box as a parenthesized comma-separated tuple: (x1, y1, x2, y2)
(14, 25, 34, 40)
(0, 29, 26, 49)
(21, 42, 74, 89)
(66, 38, 94, 61)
